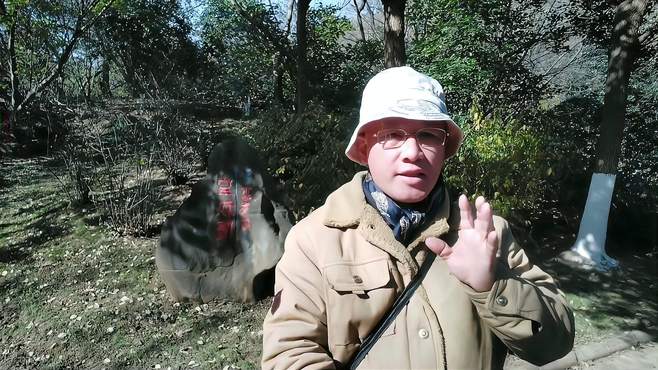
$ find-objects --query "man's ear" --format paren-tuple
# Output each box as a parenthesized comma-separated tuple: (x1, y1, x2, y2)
(355, 133, 370, 163)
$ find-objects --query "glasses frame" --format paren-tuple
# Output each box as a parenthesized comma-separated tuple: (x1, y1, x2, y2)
(375, 127, 449, 150)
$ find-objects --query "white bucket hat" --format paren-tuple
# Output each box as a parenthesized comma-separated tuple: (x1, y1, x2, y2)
(345, 66, 464, 165)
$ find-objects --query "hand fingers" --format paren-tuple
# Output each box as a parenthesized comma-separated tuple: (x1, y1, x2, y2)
(425, 237, 452, 258)
(475, 196, 485, 210)
(486, 230, 499, 256)
(474, 200, 494, 235)
(458, 194, 474, 230)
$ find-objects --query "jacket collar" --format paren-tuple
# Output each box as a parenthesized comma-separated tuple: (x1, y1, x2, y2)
(322, 172, 367, 229)
(322, 171, 452, 275)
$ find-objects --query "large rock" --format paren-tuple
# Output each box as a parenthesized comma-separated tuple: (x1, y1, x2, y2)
(156, 138, 292, 302)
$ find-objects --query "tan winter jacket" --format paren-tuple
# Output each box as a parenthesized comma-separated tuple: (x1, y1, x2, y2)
(262, 172, 575, 370)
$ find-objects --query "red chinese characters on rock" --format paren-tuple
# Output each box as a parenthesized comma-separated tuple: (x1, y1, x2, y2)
(215, 176, 253, 241)
(216, 177, 234, 240)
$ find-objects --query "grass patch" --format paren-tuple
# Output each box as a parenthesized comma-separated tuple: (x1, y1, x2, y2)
(542, 255, 658, 346)
(1, 157, 267, 369)
(1, 156, 656, 369)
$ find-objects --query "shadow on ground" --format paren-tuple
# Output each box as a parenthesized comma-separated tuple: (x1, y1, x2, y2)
(0, 198, 70, 264)
(542, 254, 658, 340)
(509, 206, 658, 342)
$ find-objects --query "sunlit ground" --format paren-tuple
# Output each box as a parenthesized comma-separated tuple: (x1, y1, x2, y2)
(1, 157, 655, 369)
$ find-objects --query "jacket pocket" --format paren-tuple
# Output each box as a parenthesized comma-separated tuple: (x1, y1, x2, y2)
(325, 258, 392, 293)
(323, 258, 398, 349)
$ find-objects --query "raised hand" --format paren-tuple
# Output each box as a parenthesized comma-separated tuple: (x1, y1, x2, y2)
(425, 194, 499, 292)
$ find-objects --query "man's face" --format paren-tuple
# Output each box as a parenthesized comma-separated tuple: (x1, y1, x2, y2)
(358, 118, 446, 204)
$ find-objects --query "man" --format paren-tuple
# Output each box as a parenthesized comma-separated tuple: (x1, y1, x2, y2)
(261, 67, 574, 369)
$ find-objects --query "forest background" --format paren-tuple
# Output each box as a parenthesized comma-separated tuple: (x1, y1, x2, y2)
(0, 0, 657, 368)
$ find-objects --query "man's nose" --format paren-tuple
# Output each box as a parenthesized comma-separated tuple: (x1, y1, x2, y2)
(400, 137, 423, 161)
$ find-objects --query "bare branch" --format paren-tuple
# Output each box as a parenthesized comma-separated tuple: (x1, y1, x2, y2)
(539, 42, 585, 88)
(8, 10, 19, 111)
(231, 0, 294, 64)
(364, 0, 380, 36)
(284, 0, 295, 37)
(353, 0, 366, 40)
(15, 0, 116, 112)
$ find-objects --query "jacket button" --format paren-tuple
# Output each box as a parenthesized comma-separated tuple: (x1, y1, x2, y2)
(418, 328, 429, 339)
(496, 296, 508, 306)
(353, 276, 363, 284)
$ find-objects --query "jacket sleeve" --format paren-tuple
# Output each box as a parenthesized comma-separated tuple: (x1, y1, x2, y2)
(261, 225, 336, 370)
(464, 216, 575, 366)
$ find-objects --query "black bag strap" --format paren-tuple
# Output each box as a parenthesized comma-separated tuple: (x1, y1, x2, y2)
(348, 252, 437, 369)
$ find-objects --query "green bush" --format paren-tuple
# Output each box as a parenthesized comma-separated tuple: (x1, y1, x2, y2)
(445, 104, 549, 218)
(248, 103, 360, 219)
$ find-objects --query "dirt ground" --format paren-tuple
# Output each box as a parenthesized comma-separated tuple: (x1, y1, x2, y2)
(1, 156, 656, 369)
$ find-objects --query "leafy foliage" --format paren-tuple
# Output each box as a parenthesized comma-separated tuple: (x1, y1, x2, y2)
(408, 0, 569, 116)
(248, 103, 360, 218)
(199, 1, 381, 112)
(445, 104, 548, 217)
(305, 7, 382, 110)
(94, 0, 200, 98)
(201, 0, 286, 107)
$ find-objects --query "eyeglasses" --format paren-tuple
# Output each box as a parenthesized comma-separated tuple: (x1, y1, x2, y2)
(375, 128, 449, 150)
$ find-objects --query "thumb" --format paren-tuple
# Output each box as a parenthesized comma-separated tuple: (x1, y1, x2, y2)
(425, 237, 452, 258)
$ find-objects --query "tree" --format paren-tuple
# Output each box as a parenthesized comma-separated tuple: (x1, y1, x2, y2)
(203, 0, 294, 107)
(296, 0, 311, 112)
(0, 0, 115, 130)
(93, 0, 200, 99)
(407, 0, 570, 116)
(202, 1, 380, 112)
(352, 0, 367, 41)
(382, 0, 405, 67)
(566, 0, 651, 270)
(305, 5, 381, 109)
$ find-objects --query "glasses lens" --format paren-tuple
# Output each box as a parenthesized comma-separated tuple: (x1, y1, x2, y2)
(378, 129, 407, 149)
(416, 128, 447, 147)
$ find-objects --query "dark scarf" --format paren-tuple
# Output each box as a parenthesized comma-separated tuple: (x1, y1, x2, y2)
(362, 172, 445, 243)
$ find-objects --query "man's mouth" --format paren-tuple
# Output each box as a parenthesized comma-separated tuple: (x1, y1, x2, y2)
(397, 169, 425, 177)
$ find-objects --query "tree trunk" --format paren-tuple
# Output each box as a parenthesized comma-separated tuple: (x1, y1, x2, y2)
(566, 0, 648, 271)
(9, 0, 115, 116)
(295, 0, 311, 113)
(8, 14, 20, 133)
(382, 0, 406, 68)
(353, 0, 367, 41)
(100, 58, 111, 97)
(85, 57, 94, 102)
(272, 52, 284, 105)
(595, 0, 647, 174)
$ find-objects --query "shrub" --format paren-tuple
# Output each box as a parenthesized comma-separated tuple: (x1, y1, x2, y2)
(90, 114, 162, 236)
(53, 141, 96, 206)
(248, 103, 360, 218)
(445, 103, 549, 218)
(152, 112, 201, 185)
(93, 153, 161, 236)
(51, 118, 102, 207)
